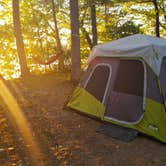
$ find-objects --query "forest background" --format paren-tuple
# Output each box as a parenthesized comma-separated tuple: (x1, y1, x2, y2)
(0, 0, 165, 79)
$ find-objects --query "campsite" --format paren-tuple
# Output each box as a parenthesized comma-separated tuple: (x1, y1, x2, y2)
(0, 73, 166, 165)
(0, 0, 166, 165)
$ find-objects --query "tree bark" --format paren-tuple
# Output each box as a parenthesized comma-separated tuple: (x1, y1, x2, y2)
(51, 0, 64, 71)
(12, 0, 29, 76)
(81, 27, 93, 50)
(70, 0, 81, 82)
(90, 1, 98, 47)
(153, 0, 160, 37)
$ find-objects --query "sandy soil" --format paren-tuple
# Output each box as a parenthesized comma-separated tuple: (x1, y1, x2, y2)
(0, 73, 165, 166)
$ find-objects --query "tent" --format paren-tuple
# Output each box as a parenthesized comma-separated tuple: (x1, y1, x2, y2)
(67, 34, 166, 143)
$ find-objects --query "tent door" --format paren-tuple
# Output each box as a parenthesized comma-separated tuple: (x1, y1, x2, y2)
(104, 59, 146, 124)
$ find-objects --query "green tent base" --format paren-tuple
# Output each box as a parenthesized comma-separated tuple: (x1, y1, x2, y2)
(67, 86, 166, 143)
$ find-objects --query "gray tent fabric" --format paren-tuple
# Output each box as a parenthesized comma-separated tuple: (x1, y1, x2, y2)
(87, 34, 166, 76)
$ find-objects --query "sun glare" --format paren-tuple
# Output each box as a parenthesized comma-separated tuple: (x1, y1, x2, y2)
(0, 79, 44, 165)
(60, 28, 70, 47)
(0, 20, 5, 25)
(61, 37, 68, 47)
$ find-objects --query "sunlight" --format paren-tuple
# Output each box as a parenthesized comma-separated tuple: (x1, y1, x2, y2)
(0, 79, 44, 166)
(0, 20, 5, 25)
(60, 28, 70, 47)
(61, 37, 68, 47)
(0, 5, 3, 12)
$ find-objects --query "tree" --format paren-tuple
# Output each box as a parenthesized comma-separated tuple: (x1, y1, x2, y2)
(153, 0, 160, 37)
(70, 0, 81, 82)
(80, 8, 93, 50)
(90, 0, 98, 46)
(1, 0, 166, 79)
(51, 0, 64, 71)
(119, 0, 165, 37)
(12, 0, 29, 76)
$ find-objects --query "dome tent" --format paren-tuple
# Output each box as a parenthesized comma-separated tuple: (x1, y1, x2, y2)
(67, 34, 166, 143)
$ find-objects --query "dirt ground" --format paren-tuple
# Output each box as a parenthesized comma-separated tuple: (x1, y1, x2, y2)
(0, 73, 165, 166)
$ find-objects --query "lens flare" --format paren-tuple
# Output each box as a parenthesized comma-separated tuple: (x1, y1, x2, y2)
(0, 79, 44, 165)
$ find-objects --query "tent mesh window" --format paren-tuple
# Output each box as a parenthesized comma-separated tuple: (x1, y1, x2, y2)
(105, 60, 144, 123)
(160, 57, 166, 100)
(113, 60, 144, 96)
(85, 65, 110, 102)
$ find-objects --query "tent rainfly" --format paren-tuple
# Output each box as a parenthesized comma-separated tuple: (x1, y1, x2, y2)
(67, 34, 166, 143)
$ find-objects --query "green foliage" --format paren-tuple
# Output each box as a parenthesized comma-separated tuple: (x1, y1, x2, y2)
(0, 0, 165, 79)
(105, 21, 141, 40)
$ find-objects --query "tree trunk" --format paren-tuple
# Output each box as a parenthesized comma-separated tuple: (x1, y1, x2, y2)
(51, 0, 64, 71)
(12, 0, 29, 76)
(90, 1, 98, 47)
(70, 0, 81, 83)
(81, 27, 93, 50)
(104, 3, 109, 24)
(153, 0, 160, 37)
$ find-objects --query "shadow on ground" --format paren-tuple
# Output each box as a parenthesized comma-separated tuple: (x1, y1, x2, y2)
(0, 73, 165, 166)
